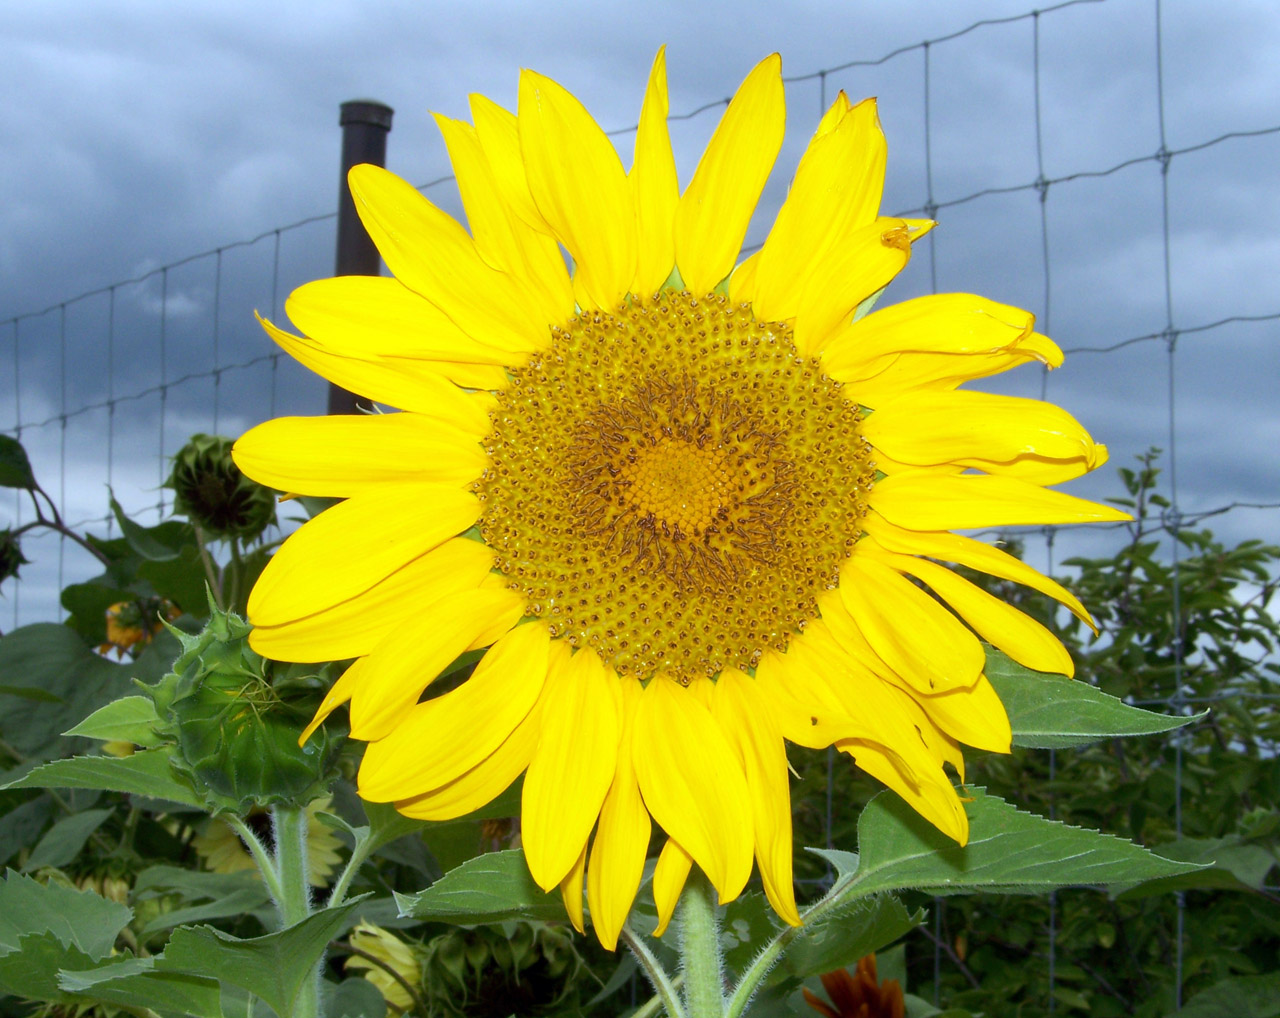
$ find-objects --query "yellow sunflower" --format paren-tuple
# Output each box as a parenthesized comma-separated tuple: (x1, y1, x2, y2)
(233, 50, 1127, 950)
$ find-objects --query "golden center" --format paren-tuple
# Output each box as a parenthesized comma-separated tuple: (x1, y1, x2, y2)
(477, 291, 875, 682)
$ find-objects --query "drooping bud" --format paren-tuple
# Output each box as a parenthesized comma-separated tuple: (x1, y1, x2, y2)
(165, 433, 276, 541)
(0, 528, 28, 585)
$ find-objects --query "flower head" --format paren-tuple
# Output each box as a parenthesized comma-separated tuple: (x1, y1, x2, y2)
(803, 956, 904, 1018)
(235, 51, 1126, 948)
(98, 596, 180, 659)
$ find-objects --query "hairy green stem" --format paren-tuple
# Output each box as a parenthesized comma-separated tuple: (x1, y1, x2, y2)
(327, 828, 376, 909)
(678, 871, 725, 1018)
(272, 805, 319, 1017)
(224, 814, 286, 908)
(621, 924, 687, 1018)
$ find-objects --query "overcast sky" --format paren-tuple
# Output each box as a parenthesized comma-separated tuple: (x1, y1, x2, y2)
(2, 0, 1278, 627)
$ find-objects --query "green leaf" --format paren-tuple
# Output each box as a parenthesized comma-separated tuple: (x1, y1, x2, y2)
(0, 683, 63, 703)
(0, 434, 37, 489)
(58, 958, 226, 1018)
(986, 647, 1207, 748)
(1116, 835, 1278, 899)
(775, 894, 924, 987)
(0, 623, 136, 758)
(1167, 973, 1280, 1017)
(155, 900, 365, 1018)
(110, 494, 183, 561)
(395, 848, 570, 924)
(330, 976, 388, 1018)
(3, 748, 202, 808)
(0, 795, 57, 867)
(0, 930, 98, 1003)
(22, 806, 113, 872)
(0, 869, 131, 958)
(814, 787, 1204, 900)
(64, 694, 164, 747)
(60, 581, 136, 645)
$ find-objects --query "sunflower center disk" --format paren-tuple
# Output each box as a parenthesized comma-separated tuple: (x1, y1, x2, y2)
(478, 291, 876, 683)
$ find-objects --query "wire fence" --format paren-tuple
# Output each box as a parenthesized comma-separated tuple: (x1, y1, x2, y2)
(3, 0, 1278, 1011)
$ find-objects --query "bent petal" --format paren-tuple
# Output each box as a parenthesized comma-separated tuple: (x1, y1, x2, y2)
(633, 675, 753, 903)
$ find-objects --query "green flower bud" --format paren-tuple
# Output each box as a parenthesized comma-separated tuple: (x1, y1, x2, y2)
(0, 528, 29, 584)
(165, 433, 276, 541)
(163, 604, 339, 813)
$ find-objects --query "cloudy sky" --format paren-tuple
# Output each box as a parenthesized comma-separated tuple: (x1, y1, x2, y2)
(2, 0, 1278, 627)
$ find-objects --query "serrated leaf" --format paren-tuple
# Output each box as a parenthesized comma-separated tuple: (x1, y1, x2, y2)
(65, 694, 164, 747)
(22, 807, 113, 872)
(59, 956, 225, 1018)
(3, 748, 202, 808)
(0, 434, 37, 489)
(0, 930, 98, 1003)
(0, 869, 131, 959)
(156, 899, 365, 1018)
(395, 849, 570, 924)
(1116, 835, 1278, 899)
(986, 646, 1206, 748)
(816, 787, 1204, 901)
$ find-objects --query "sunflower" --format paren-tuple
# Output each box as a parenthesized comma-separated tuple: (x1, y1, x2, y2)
(233, 50, 1126, 949)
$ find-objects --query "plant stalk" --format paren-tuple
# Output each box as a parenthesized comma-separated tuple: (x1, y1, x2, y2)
(272, 805, 320, 1018)
(678, 870, 725, 1018)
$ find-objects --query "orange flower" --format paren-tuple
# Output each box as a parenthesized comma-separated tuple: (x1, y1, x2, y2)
(803, 955, 904, 1018)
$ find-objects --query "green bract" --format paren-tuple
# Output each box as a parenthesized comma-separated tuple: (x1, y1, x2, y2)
(165, 433, 276, 541)
(160, 605, 338, 813)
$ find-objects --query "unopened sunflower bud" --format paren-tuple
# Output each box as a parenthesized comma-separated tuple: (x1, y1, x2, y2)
(166, 433, 276, 541)
(0, 529, 28, 584)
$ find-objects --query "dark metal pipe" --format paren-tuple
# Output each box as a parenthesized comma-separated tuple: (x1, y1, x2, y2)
(328, 99, 394, 415)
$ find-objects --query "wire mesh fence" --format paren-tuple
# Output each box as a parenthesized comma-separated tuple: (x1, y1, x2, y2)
(3, 0, 1278, 1011)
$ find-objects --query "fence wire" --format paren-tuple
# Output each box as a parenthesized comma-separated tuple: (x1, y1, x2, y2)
(3, 0, 1278, 1010)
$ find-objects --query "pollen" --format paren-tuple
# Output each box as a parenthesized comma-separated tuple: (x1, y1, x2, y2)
(477, 291, 875, 682)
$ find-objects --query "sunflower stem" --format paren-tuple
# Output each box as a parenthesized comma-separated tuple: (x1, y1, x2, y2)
(621, 924, 687, 1018)
(271, 804, 320, 1018)
(678, 870, 726, 1017)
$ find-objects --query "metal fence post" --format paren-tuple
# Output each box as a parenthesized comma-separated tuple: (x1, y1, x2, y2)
(328, 99, 394, 415)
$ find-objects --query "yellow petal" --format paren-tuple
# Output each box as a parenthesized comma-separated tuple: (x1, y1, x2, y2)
(299, 658, 366, 745)
(348, 586, 525, 742)
(631, 47, 679, 297)
(285, 275, 512, 363)
(248, 537, 493, 663)
(651, 838, 693, 937)
(754, 97, 885, 322)
(838, 740, 969, 844)
(633, 675, 753, 903)
(523, 648, 620, 890)
(675, 54, 785, 296)
(713, 669, 801, 926)
(793, 218, 911, 357)
(470, 93, 550, 234)
(247, 485, 480, 627)
(869, 472, 1133, 530)
(909, 674, 1013, 755)
(880, 549, 1074, 677)
(587, 680, 650, 951)
(728, 250, 760, 305)
(348, 163, 550, 352)
(233, 413, 484, 496)
(358, 622, 551, 800)
(861, 511, 1096, 630)
(862, 390, 1105, 483)
(560, 840, 588, 935)
(518, 70, 636, 311)
(392, 695, 544, 821)
(839, 555, 986, 693)
(433, 113, 574, 327)
(259, 314, 496, 426)
(418, 359, 510, 390)
(816, 589, 1012, 753)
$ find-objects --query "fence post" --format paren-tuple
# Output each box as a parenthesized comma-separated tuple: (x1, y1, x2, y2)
(328, 99, 394, 415)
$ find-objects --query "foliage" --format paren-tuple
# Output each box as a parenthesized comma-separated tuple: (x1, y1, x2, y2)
(0, 437, 1272, 1017)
